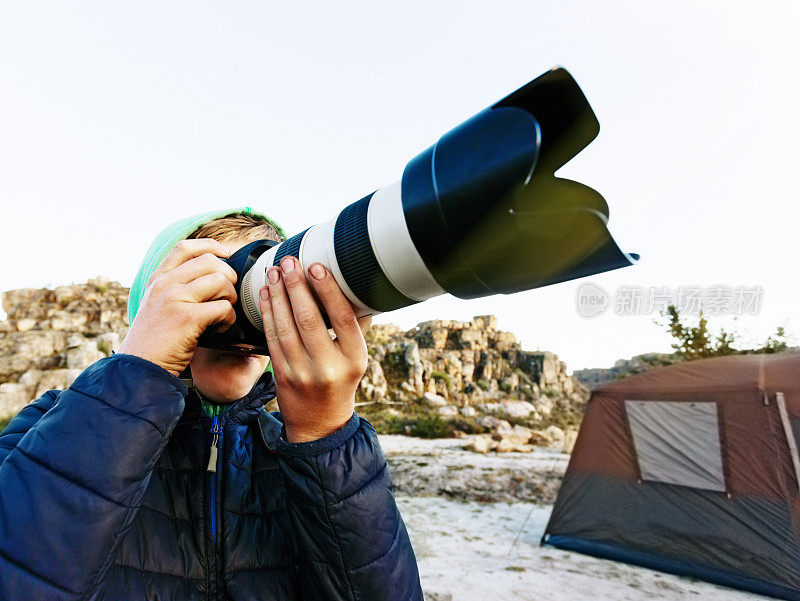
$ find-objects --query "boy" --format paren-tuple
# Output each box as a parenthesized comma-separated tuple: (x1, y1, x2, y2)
(0, 209, 423, 600)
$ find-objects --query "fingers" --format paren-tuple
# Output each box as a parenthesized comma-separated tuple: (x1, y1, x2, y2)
(164, 252, 238, 286)
(258, 286, 286, 368)
(184, 272, 238, 305)
(261, 262, 312, 366)
(149, 238, 231, 285)
(306, 262, 367, 360)
(197, 299, 237, 332)
(276, 257, 338, 357)
(357, 316, 372, 336)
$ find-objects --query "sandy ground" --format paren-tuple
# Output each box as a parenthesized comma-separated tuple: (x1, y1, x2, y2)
(381, 436, 764, 601)
(380, 435, 569, 503)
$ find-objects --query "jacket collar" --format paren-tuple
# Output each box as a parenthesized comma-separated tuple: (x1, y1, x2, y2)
(179, 371, 277, 427)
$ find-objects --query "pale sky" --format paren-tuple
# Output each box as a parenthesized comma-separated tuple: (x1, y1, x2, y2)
(1, 1, 798, 370)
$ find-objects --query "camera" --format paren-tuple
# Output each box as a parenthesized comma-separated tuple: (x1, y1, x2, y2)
(197, 67, 638, 355)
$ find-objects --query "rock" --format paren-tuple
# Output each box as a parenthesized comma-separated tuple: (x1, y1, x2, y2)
(33, 368, 82, 398)
(465, 435, 492, 453)
(496, 438, 515, 452)
(492, 330, 517, 352)
(514, 444, 534, 453)
(529, 430, 554, 447)
(499, 425, 533, 446)
(423, 392, 448, 407)
(18, 369, 43, 393)
(53, 285, 77, 306)
(471, 315, 497, 330)
(66, 340, 105, 369)
(0, 383, 30, 420)
(562, 428, 579, 454)
(437, 405, 458, 417)
(360, 358, 388, 402)
(499, 373, 519, 393)
(476, 415, 511, 432)
(477, 400, 537, 420)
(404, 341, 425, 395)
(16, 318, 36, 332)
(459, 406, 476, 417)
(48, 310, 89, 331)
(534, 395, 555, 417)
(500, 400, 537, 418)
(424, 591, 453, 601)
(96, 332, 121, 355)
(545, 425, 566, 445)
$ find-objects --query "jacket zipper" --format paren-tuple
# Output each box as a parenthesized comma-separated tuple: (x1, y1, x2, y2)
(207, 416, 222, 544)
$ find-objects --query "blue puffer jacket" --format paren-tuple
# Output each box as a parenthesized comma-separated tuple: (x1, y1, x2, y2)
(0, 354, 423, 600)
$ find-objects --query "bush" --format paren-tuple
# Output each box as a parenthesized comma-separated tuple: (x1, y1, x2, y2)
(411, 415, 452, 438)
(477, 379, 492, 391)
(430, 370, 451, 387)
(96, 339, 113, 356)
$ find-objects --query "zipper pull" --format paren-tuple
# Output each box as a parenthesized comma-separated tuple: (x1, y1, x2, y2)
(207, 418, 220, 473)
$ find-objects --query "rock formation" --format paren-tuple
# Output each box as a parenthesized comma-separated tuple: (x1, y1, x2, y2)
(0, 281, 589, 453)
(0, 278, 129, 420)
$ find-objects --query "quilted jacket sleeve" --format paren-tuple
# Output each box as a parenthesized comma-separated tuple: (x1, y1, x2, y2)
(260, 412, 424, 601)
(0, 354, 187, 601)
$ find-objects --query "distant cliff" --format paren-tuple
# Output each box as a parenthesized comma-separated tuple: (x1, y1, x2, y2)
(0, 280, 588, 450)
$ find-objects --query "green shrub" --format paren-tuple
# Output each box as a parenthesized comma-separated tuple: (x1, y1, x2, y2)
(411, 415, 452, 438)
(430, 370, 451, 387)
(476, 379, 492, 391)
(96, 339, 113, 356)
(0, 417, 10, 434)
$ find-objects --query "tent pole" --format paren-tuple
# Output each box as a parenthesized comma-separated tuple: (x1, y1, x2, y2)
(775, 391, 800, 494)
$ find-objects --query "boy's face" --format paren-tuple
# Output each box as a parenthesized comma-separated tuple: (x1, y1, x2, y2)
(189, 238, 271, 403)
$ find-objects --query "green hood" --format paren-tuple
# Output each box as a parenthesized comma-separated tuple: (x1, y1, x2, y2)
(127, 207, 285, 416)
(127, 207, 285, 325)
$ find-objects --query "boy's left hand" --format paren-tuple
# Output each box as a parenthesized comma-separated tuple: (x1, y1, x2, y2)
(259, 256, 371, 443)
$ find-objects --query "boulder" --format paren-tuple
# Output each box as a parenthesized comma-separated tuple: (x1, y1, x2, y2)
(464, 435, 492, 453)
(496, 438, 515, 453)
(437, 405, 458, 417)
(475, 415, 511, 432)
(497, 424, 533, 446)
(33, 368, 82, 398)
(562, 428, 579, 454)
(423, 392, 448, 407)
(0, 383, 30, 420)
(66, 339, 105, 370)
(16, 318, 36, 332)
(459, 406, 476, 417)
(545, 425, 566, 445)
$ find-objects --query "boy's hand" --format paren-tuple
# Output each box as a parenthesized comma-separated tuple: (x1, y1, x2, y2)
(259, 256, 371, 443)
(119, 239, 238, 377)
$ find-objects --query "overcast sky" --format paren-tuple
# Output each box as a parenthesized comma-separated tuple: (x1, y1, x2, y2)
(1, 1, 798, 370)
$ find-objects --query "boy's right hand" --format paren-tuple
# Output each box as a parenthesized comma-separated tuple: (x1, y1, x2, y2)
(119, 239, 238, 377)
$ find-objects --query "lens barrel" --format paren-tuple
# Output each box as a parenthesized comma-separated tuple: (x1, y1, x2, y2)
(235, 67, 636, 334)
(194, 67, 638, 353)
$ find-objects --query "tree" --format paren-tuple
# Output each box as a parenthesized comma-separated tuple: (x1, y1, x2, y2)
(659, 305, 791, 361)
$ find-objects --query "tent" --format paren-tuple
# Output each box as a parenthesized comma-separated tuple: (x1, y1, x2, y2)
(543, 352, 800, 600)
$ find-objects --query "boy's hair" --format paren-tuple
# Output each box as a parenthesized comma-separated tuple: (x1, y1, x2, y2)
(187, 212, 285, 244)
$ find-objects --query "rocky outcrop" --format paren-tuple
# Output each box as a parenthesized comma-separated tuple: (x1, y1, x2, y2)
(0, 282, 588, 451)
(0, 278, 128, 419)
(361, 316, 587, 410)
